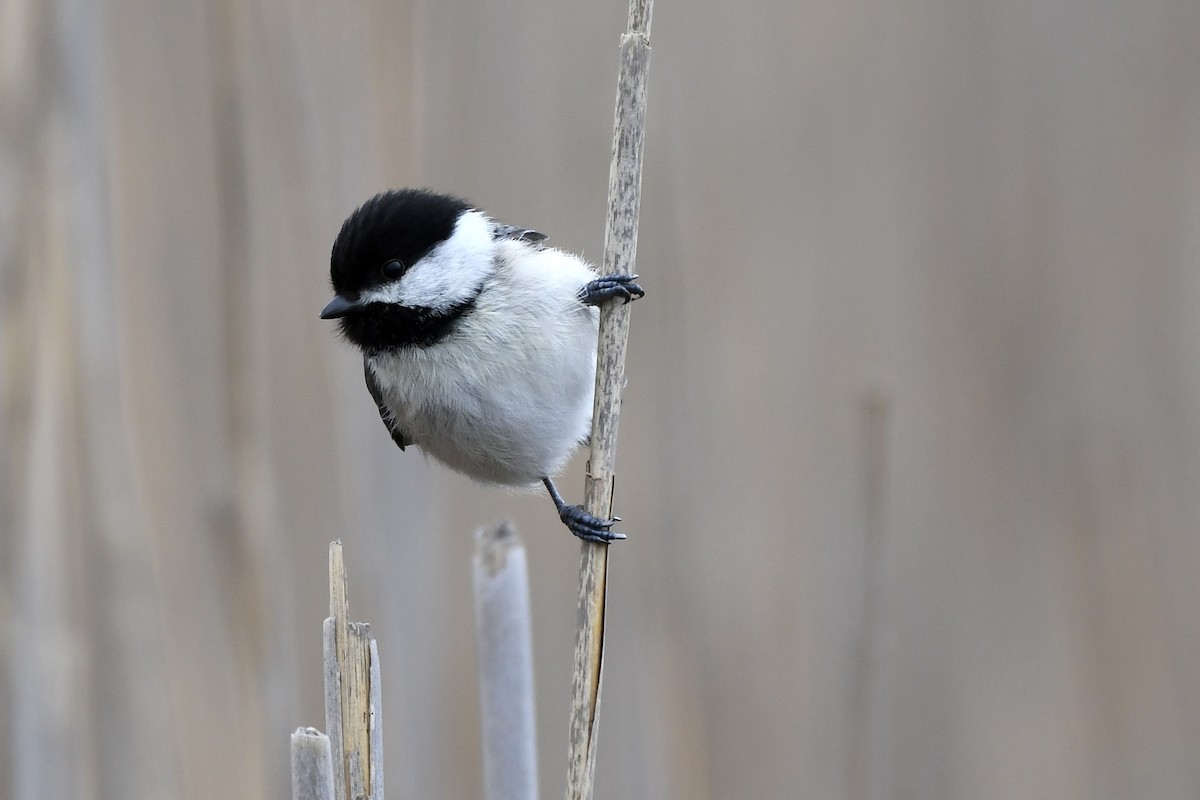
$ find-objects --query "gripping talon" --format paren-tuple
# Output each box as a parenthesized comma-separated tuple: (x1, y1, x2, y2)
(543, 476, 627, 543)
(579, 274, 646, 307)
(559, 504, 626, 543)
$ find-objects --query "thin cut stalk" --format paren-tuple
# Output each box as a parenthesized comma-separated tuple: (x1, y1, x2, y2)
(566, 2, 654, 799)
(369, 638, 385, 800)
(474, 522, 539, 800)
(291, 728, 337, 800)
(322, 618, 345, 800)
(847, 390, 892, 800)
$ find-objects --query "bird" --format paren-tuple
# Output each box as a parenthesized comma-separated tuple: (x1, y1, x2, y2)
(320, 188, 644, 543)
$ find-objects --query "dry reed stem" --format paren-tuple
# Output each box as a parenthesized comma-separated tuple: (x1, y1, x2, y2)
(566, 2, 654, 799)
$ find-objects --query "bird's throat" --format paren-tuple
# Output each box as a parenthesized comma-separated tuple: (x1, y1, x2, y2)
(339, 288, 481, 352)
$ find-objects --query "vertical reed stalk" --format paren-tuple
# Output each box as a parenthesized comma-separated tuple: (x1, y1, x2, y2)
(566, 2, 654, 798)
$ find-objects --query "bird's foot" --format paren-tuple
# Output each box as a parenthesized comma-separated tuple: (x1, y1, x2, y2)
(543, 476, 626, 543)
(558, 503, 626, 543)
(579, 274, 645, 306)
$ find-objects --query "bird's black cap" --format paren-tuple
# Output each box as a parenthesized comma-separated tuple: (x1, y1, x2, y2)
(325, 189, 479, 351)
(329, 188, 472, 298)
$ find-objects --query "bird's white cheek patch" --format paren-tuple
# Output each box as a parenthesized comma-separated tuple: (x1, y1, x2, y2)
(361, 281, 406, 305)
(384, 210, 495, 311)
(360, 269, 459, 308)
(397, 261, 462, 309)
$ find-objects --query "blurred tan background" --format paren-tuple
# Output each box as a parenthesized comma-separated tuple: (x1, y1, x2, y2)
(3, 0, 1200, 798)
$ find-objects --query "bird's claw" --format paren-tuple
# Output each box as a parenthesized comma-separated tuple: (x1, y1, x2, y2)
(580, 274, 645, 306)
(559, 503, 627, 543)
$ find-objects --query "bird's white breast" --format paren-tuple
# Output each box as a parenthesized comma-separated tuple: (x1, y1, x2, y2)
(368, 241, 598, 486)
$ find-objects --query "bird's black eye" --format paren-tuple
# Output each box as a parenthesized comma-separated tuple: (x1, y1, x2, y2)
(381, 259, 405, 280)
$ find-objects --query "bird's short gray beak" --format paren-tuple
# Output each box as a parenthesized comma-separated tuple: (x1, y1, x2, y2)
(320, 294, 363, 319)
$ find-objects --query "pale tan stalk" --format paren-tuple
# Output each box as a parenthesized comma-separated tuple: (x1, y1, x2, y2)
(565, 2, 654, 799)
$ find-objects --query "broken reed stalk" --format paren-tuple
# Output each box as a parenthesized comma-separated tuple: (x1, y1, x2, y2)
(319, 541, 384, 800)
(567, 1, 654, 799)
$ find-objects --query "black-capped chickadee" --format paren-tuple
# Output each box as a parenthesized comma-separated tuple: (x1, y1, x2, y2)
(320, 189, 644, 543)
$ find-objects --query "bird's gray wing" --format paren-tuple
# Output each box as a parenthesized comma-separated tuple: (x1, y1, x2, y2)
(493, 223, 548, 246)
(364, 359, 411, 451)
